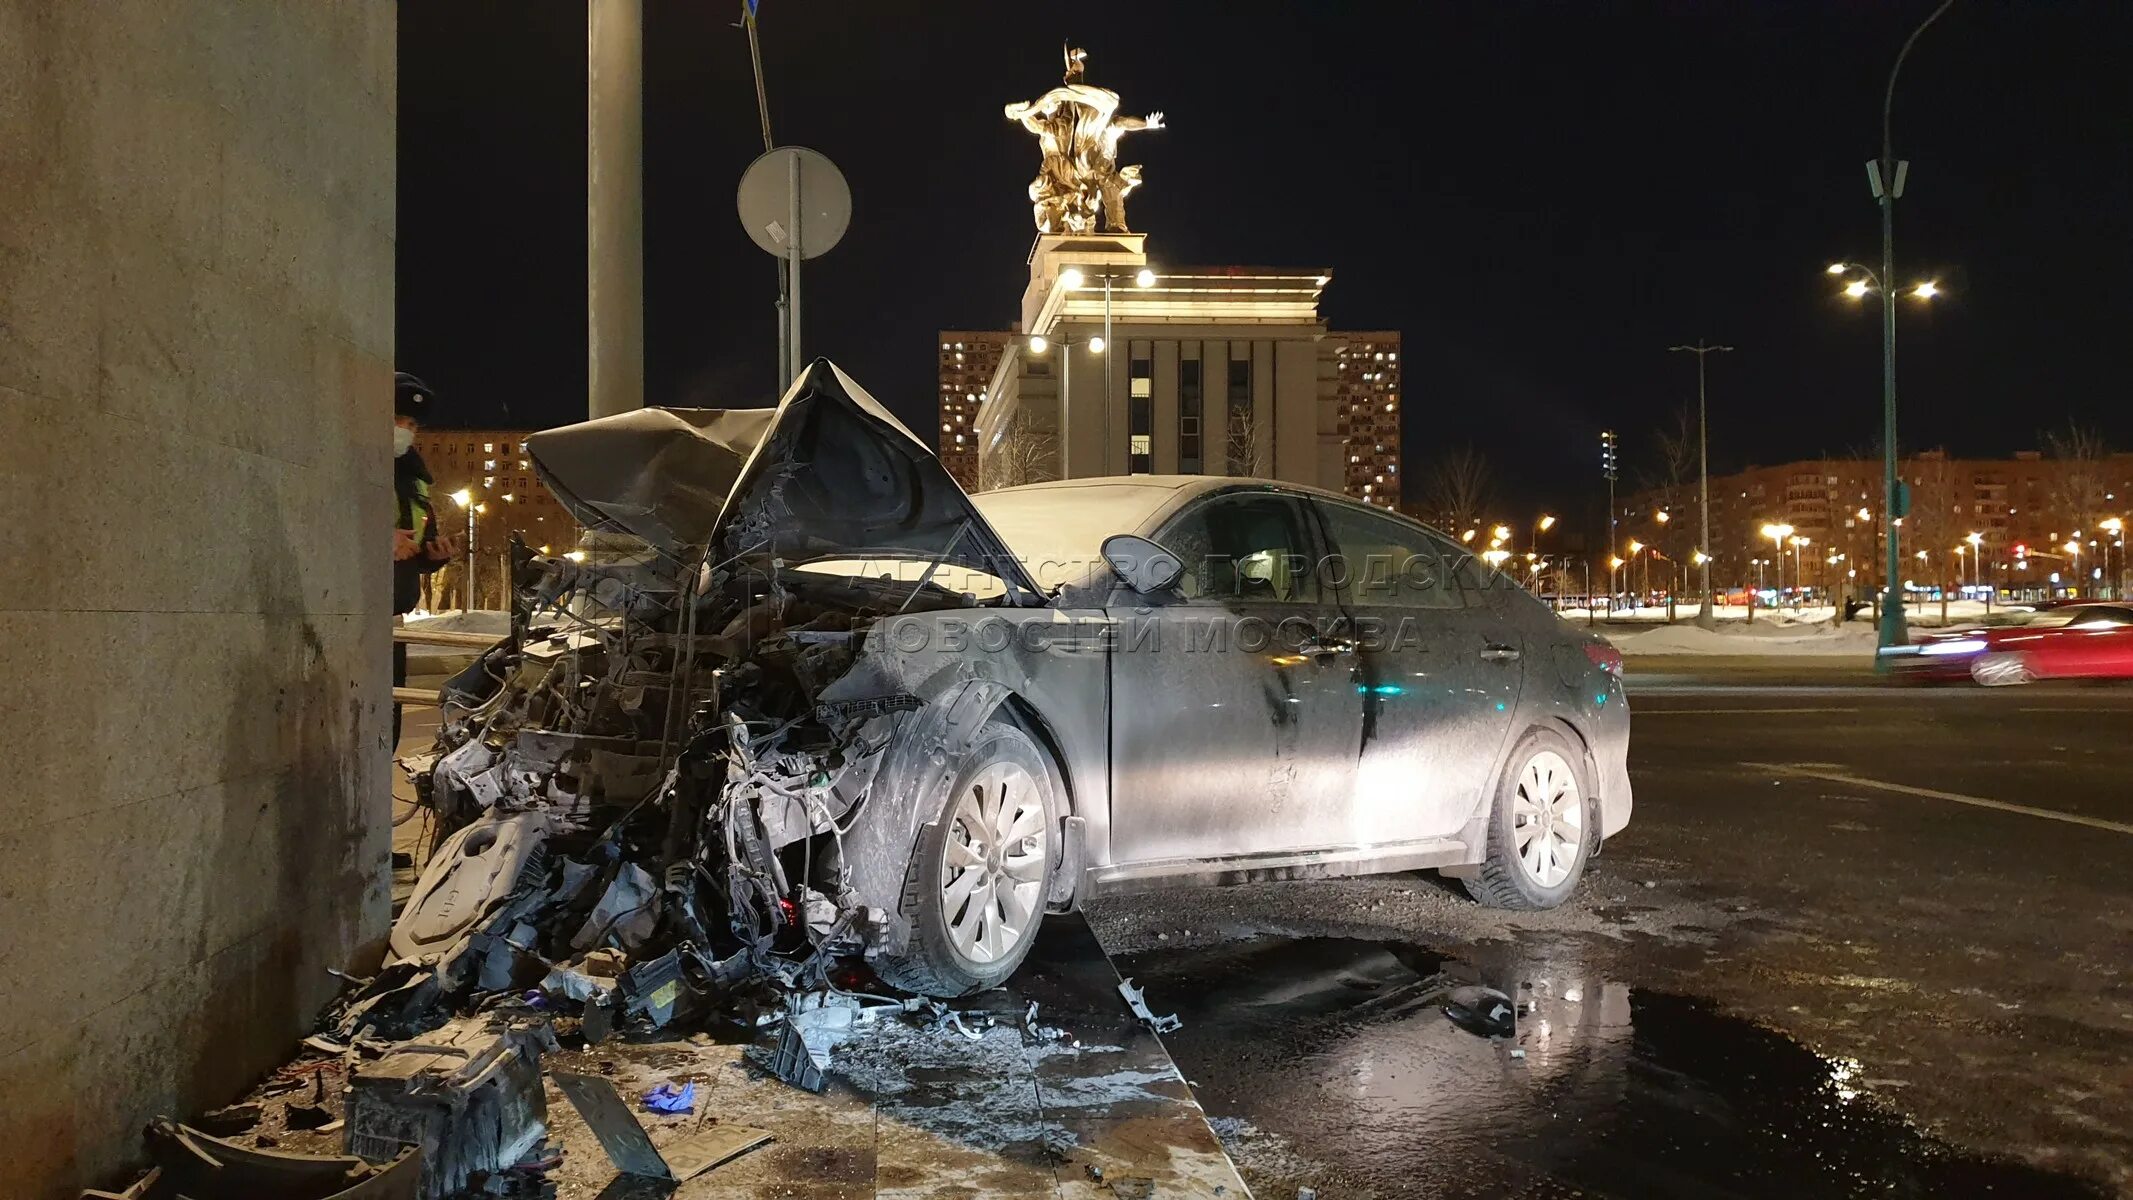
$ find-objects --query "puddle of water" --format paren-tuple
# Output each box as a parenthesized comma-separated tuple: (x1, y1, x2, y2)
(1117, 936, 2109, 1199)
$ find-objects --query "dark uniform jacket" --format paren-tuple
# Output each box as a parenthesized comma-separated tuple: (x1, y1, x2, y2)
(394, 447, 444, 615)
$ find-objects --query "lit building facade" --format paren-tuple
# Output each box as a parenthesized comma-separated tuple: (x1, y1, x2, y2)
(1621, 450, 2133, 596)
(936, 332, 1010, 490)
(963, 232, 1402, 506)
(411, 428, 580, 552)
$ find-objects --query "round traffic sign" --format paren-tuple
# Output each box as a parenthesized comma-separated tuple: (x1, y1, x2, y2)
(736, 146, 850, 260)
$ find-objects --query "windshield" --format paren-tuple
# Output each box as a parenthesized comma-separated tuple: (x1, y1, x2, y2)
(2014, 606, 2132, 630)
(970, 484, 1181, 591)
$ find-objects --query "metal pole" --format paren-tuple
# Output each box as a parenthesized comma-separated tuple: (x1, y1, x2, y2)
(1103, 276, 1114, 471)
(787, 151, 803, 385)
(587, 0, 645, 419)
(1875, 0, 1953, 653)
(464, 506, 477, 612)
(1670, 342, 1732, 627)
(776, 263, 790, 389)
(1697, 354, 1712, 623)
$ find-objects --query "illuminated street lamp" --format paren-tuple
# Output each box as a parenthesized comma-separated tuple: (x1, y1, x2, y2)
(1023, 331, 1105, 457)
(2101, 519, 2124, 598)
(450, 488, 479, 611)
(1825, 0, 1956, 652)
(1760, 523, 1794, 601)
(1058, 264, 1153, 425)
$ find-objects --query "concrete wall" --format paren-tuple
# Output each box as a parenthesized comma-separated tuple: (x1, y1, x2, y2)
(0, 5, 396, 1197)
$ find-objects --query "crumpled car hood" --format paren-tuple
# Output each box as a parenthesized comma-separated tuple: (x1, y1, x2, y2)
(524, 406, 775, 554)
(527, 360, 1041, 600)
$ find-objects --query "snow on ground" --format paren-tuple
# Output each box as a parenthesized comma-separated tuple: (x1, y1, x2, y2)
(1606, 618, 1882, 656)
(401, 609, 511, 636)
(399, 609, 510, 659)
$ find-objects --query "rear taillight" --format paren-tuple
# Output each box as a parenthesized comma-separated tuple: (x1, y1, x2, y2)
(1584, 642, 1623, 676)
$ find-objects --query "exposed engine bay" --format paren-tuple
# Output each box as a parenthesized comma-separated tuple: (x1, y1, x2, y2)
(354, 362, 1070, 1043)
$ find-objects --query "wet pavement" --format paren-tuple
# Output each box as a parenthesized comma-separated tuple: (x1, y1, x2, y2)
(1120, 934, 2109, 1199)
(1089, 661, 2133, 1198)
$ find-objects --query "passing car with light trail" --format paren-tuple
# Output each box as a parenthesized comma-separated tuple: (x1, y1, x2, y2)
(403, 362, 1631, 1004)
(1881, 601, 2133, 686)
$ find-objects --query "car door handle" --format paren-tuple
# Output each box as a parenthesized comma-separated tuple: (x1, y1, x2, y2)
(1480, 644, 1522, 663)
(1298, 637, 1356, 660)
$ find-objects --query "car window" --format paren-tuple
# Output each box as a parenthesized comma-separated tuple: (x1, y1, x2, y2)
(1313, 501, 1462, 609)
(2067, 606, 2132, 629)
(1159, 493, 1320, 603)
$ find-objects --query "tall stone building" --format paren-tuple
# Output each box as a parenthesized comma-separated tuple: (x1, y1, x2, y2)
(958, 233, 1404, 505)
(935, 332, 1009, 490)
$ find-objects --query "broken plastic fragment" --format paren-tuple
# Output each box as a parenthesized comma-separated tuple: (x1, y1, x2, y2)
(1441, 984, 1516, 1039)
(1116, 978, 1183, 1034)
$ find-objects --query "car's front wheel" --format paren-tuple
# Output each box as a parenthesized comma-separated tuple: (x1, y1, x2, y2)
(1971, 651, 2036, 687)
(1464, 728, 1597, 910)
(874, 718, 1057, 996)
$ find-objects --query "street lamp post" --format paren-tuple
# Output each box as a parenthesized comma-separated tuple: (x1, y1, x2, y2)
(1759, 523, 1794, 611)
(1024, 330, 1107, 477)
(1668, 341, 1732, 628)
(450, 488, 478, 610)
(2100, 518, 2124, 597)
(1053, 266, 1154, 473)
(1835, 0, 1954, 656)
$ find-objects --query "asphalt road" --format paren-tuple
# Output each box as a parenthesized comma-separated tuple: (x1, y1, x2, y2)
(1088, 658, 2133, 1199)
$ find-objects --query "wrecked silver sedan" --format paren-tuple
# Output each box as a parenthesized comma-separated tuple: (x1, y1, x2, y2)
(393, 361, 1630, 1014)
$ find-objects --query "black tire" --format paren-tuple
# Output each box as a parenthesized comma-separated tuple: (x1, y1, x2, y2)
(1463, 728, 1599, 910)
(873, 718, 1059, 997)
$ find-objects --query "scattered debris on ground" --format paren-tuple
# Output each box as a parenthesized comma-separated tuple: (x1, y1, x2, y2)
(1117, 977, 1183, 1034)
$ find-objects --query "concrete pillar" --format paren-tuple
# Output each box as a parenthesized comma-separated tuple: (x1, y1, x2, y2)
(587, 0, 645, 417)
(0, 2, 396, 1193)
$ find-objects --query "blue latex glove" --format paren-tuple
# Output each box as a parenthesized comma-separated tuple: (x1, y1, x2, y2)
(641, 1081, 696, 1114)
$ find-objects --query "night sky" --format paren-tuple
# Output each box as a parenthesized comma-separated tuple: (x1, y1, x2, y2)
(397, 1, 2132, 526)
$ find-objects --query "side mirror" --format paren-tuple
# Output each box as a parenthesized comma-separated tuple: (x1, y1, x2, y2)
(1101, 534, 1185, 595)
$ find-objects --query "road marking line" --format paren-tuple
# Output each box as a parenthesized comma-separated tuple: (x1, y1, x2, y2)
(1639, 707, 1862, 715)
(1754, 764, 2133, 835)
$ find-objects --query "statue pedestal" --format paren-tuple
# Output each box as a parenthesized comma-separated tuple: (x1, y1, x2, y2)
(1021, 232, 1148, 334)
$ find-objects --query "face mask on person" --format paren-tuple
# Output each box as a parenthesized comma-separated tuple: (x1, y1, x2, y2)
(393, 425, 415, 457)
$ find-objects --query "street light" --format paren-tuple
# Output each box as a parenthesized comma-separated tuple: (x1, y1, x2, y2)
(1669, 339, 1733, 628)
(1022, 332, 1104, 474)
(1760, 523, 1794, 602)
(1834, 0, 1956, 655)
(1055, 263, 1152, 462)
(451, 488, 479, 611)
(2101, 518, 2124, 598)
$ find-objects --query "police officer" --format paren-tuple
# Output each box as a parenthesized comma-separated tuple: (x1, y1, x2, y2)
(393, 372, 454, 744)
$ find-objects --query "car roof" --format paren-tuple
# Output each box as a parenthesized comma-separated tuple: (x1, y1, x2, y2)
(985, 474, 1411, 520)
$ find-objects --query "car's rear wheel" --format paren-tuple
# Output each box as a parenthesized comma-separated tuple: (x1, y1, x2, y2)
(1465, 728, 1596, 910)
(1972, 651, 2036, 687)
(874, 719, 1057, 996)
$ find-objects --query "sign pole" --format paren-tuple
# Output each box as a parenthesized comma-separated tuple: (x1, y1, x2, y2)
(787, 150, 804, 384)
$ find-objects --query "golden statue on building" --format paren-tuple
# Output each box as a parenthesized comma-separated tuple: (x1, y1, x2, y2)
(1005, 46, 1164, 234)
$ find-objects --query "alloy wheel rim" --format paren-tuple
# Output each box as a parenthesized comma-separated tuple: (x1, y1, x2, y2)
(940, 761, 1046, 964)
(1511, 749, 1583, 889)
(1972, 653, 2033, 687)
